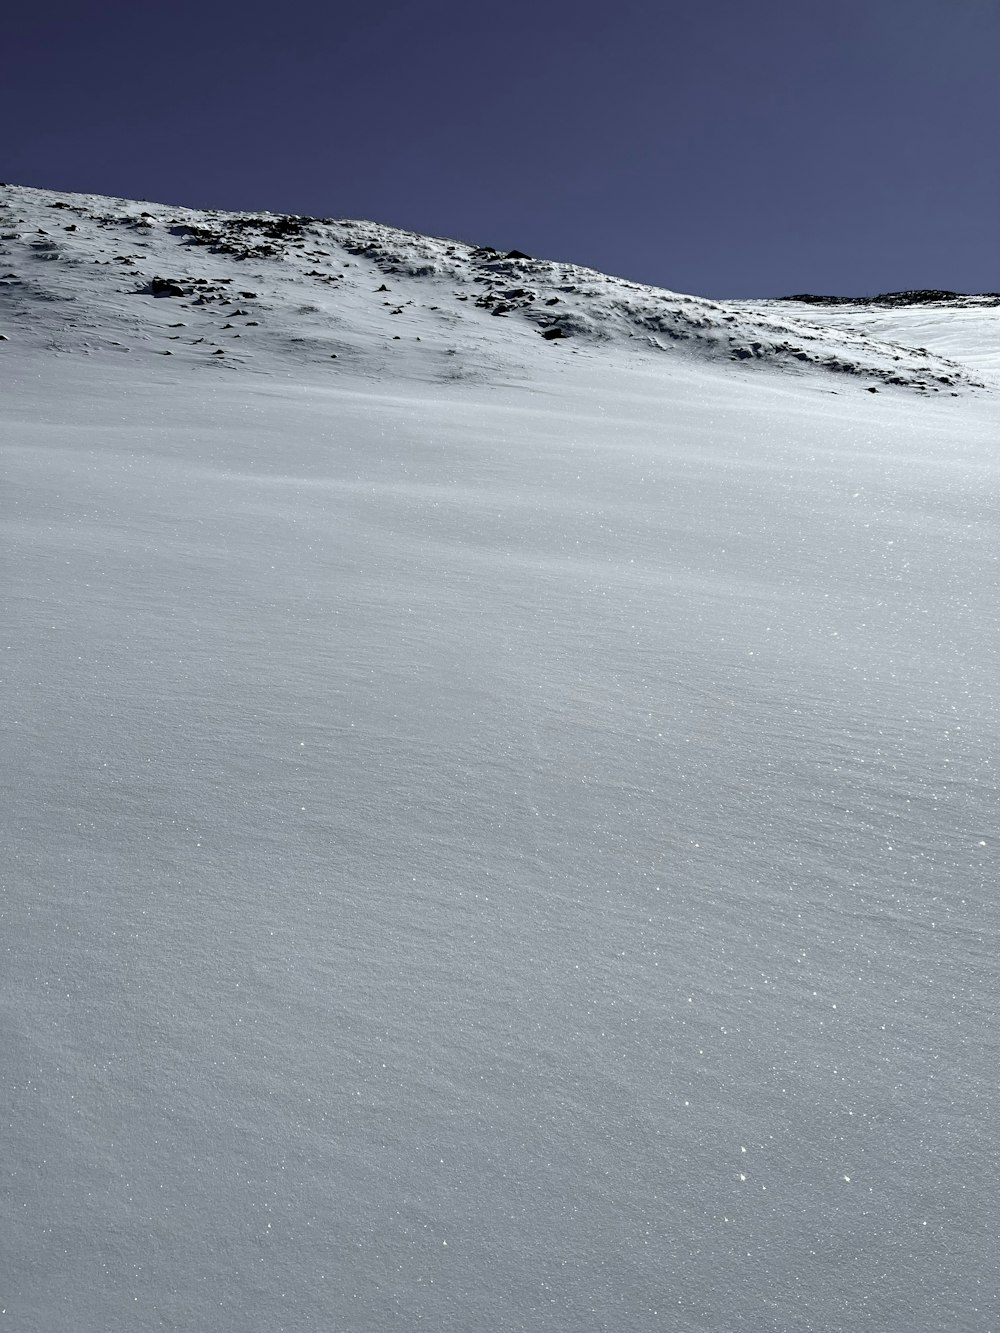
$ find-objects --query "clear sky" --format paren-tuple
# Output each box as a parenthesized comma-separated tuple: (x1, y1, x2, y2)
(5, 0, 997, 297)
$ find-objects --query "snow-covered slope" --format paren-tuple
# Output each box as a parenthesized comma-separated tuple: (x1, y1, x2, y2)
(2, 184, 995, 391)
(2, 185, 997, 1333)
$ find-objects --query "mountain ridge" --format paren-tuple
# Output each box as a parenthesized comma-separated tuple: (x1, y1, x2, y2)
(781, 289, 999, 308)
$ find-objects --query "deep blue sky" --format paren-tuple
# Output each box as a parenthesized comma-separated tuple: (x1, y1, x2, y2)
(5, 0, 997, 296)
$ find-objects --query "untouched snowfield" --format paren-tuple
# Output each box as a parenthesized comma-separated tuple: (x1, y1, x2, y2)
(2, 186, 997, 1332)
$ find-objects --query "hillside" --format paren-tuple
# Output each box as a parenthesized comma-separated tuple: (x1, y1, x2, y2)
(3, 184, 995, 392)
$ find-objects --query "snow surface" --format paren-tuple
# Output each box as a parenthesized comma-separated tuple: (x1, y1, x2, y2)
(2, 185, 998, 1332)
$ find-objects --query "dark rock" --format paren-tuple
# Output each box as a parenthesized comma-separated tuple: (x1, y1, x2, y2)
(149, 276, 186, 297)
(505, 249, 531, 260)
(541, 327, 567, 340)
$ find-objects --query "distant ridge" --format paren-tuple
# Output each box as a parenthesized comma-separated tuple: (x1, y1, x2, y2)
(782, 290, 1000, 308)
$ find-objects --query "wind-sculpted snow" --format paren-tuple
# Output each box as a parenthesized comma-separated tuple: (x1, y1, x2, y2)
(1, 184, 997, 1333)
(1, 183, 990, 392)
